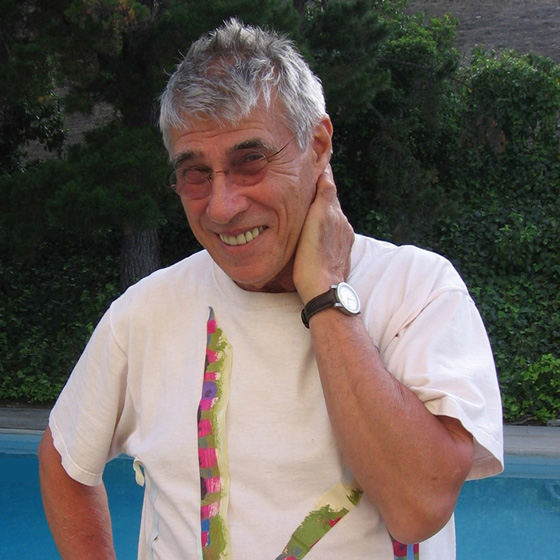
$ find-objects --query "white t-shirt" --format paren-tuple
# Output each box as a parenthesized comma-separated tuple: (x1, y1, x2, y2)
(50, 234, 503, 559)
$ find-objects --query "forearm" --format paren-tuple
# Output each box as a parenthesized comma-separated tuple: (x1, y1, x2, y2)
(308, 309, 474, 543)
(293, 166, 473, 541)
(38, 427, 116, 560)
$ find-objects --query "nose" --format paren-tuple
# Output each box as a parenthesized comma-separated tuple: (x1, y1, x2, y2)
(205, 174, 250, 224)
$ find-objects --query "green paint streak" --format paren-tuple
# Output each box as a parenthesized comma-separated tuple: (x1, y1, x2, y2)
(347, 487, 364, 506)
(205, 515, 229, 559)
(283, 504, 349, 557)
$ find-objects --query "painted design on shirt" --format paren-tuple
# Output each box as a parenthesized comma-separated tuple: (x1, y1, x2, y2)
(275, 475, 363, 560)
(196, 309, 419, 559)
(198, 307, 233, 560)
(393, 540, 419, 559)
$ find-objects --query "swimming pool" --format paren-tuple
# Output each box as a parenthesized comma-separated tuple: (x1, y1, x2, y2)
(1, 431, 559, 559)
(0, 432, 143, 559)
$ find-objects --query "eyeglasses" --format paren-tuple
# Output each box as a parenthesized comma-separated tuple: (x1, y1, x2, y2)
(169, 136, 295, 199)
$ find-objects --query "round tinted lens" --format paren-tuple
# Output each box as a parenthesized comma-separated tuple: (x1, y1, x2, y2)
(178, 167, 208, 186)
(230, 151, 268, 185)
(171, 167, 211, 199)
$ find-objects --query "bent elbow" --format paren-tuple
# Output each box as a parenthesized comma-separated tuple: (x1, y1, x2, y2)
(385, 495, 458, 545)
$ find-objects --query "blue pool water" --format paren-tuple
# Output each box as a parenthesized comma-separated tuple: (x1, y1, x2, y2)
(1, 431, 559, 559)
(0, 432, 143, 559)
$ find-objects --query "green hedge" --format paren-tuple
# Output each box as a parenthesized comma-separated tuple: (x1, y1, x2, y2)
(0, 234, 120, 402)
(428, 49, 560, 423)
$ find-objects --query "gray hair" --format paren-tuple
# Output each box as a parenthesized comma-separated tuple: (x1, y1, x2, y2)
(159, 18, 326, 156)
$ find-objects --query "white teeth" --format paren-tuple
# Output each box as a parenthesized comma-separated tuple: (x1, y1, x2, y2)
(220, 227, 264, 246)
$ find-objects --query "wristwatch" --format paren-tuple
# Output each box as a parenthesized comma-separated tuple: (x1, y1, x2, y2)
(301, 282, 361, 328)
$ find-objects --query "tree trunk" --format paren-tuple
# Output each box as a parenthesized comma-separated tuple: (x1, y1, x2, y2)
(119, 225, 161, 291)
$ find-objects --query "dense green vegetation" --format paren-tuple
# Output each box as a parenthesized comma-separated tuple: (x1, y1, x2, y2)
(1, 0, 558, 424)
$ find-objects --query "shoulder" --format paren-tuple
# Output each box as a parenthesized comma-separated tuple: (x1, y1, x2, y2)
(350, 234, 467, 297)
(107, 250, 215, 327)
(120, 249, 212, 300)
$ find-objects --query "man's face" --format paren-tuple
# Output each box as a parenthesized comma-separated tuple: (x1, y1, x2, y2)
(169, 106, 331, 293)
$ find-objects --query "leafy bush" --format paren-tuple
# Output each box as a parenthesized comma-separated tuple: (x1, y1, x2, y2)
(429, 48, 560, 423)
(0, 235, 119, 403)
(503, 354, 560, 424)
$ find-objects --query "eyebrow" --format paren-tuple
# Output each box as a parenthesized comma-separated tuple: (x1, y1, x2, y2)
(172, 137, 275, 168)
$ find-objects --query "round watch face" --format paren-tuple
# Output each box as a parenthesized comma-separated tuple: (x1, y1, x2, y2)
(336, 282, 361, 314)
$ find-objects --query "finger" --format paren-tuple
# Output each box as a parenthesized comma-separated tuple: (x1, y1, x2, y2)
(314, 165, 336, 200)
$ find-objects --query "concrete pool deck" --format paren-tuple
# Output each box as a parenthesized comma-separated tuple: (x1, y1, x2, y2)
(0, 406, 559, 457)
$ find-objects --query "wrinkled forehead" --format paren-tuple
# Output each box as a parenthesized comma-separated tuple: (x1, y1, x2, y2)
(167, 103, 298, 163)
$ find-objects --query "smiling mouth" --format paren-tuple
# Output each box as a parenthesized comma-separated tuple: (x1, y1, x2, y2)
(219, 226, 265, 246)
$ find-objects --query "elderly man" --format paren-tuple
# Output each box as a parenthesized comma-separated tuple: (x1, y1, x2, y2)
(39, 19, 503, 560)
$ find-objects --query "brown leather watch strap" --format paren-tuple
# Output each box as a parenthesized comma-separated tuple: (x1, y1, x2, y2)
(301, 286, 338, 328)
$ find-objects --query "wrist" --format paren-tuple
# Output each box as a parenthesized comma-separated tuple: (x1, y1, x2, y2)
(301, 282, 361, 328)
(296, 276, 344, 306)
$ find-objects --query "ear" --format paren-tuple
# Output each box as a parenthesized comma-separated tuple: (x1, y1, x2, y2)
(310, 115, 334, 178)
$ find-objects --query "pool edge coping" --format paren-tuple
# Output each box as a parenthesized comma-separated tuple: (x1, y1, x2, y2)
(1, 407, 559, 457)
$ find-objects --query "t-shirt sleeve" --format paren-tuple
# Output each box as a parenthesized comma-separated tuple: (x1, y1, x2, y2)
(381, 287, 504, 480)
(49, 304, 132, 486)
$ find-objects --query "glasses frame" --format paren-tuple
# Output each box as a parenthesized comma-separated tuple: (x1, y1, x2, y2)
(168, 135, 296, 198)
